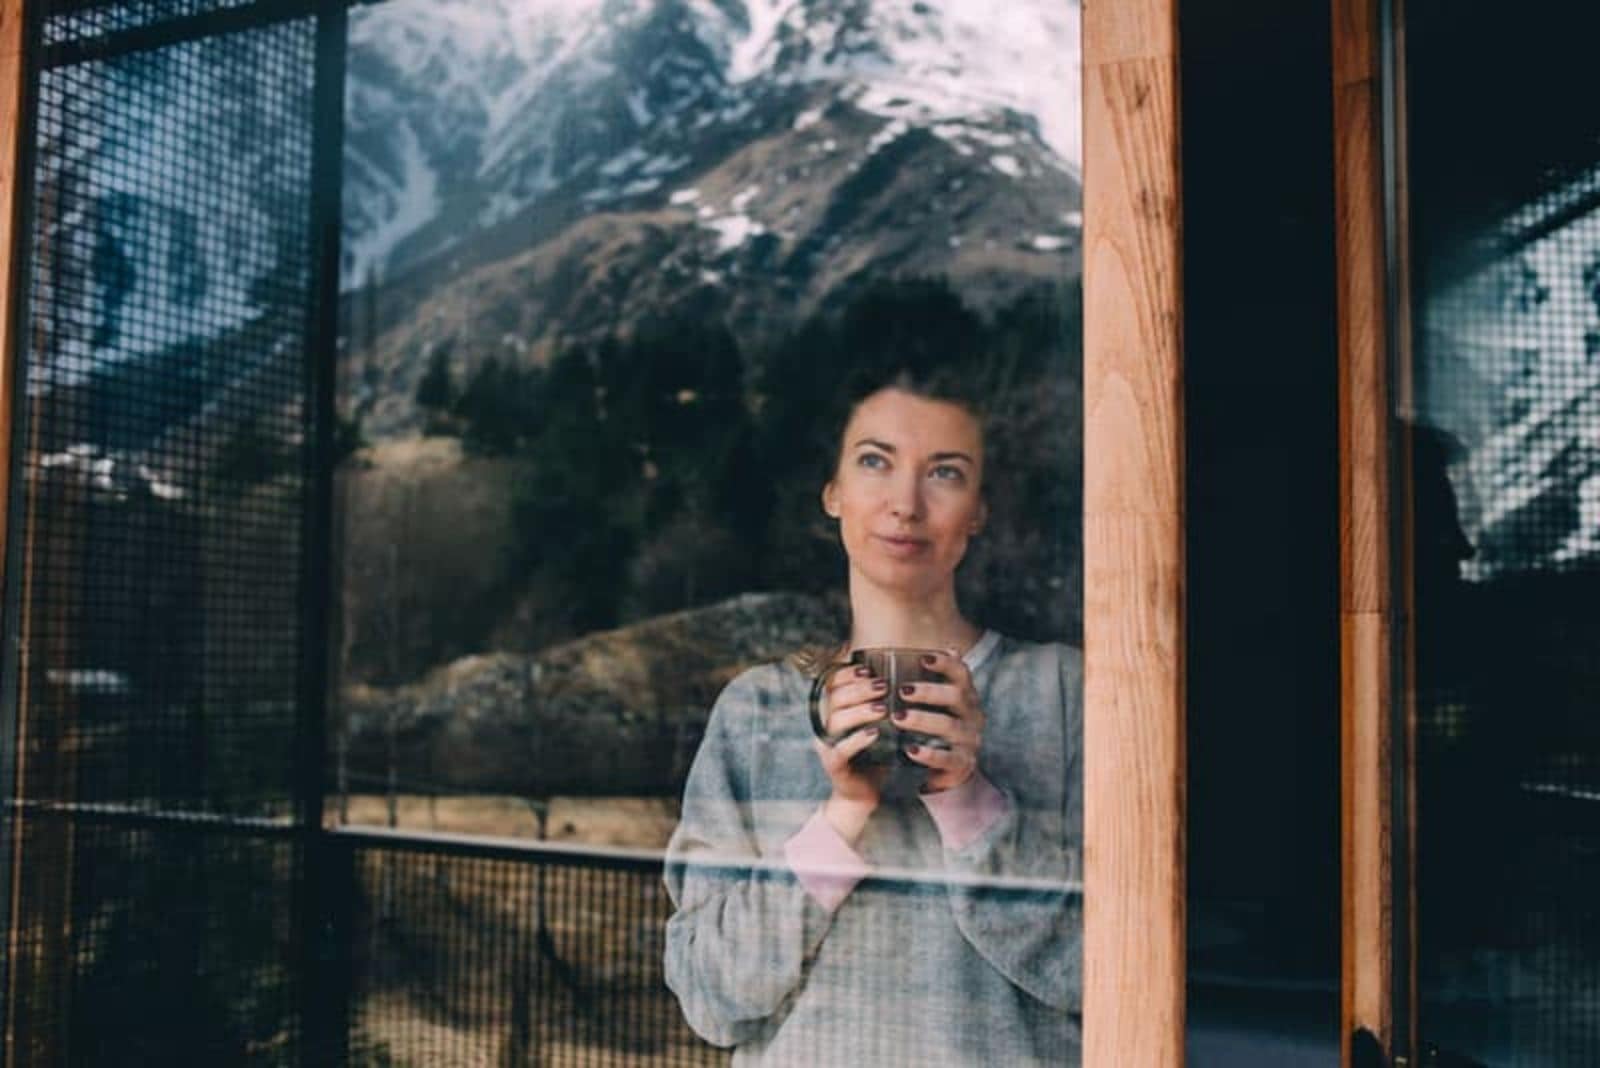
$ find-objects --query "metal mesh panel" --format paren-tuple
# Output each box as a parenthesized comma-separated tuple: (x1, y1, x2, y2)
(346, 838, 724, 1068)
(3, 2, 338, 1063)
(7, 812, 304, 1064)
(21, 2, 319, 821)
(1407, 3, 1600, 1060)
(41, 0, 266, 47)
(342, 835, 1080, 1068)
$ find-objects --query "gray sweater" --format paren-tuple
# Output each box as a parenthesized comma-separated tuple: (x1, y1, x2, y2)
(664, 631, 1083, 1066)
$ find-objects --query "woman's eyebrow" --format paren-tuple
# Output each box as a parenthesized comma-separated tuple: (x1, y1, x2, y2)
(852, 437, 896, 452)
(930, 451, 975, 464)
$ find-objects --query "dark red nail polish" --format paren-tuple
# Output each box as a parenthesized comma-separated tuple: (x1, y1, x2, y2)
(871, 702, 887, 713)
(873, 678, 888, 691)
(891, 708, 907, 721)
(854, 666, 870, 677)
(921, 654, 937, 666)
(906, 744, 921, 755)
(899, 684, 915, 697)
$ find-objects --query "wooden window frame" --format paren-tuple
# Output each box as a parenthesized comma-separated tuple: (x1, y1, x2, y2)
(1081, 1, 1187, 1064)
(1333, 0, 1414, 1064)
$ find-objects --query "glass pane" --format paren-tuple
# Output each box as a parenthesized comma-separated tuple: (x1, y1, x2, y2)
(3, 3, 331, 1061)
(1405, 2, 1600, 1062)
(332, 0, 1084, 1063)
(1181, 3, 1340, 1063)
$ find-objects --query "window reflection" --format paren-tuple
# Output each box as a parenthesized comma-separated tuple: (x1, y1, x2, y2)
(1407, 4, 1600, 1058)
(333, 1, 1083, 1062)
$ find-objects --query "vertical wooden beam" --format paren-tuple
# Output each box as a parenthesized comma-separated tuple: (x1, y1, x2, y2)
(0, 3, 25, 1066)
(1081, 0, 1186, 1064)
(1332, 0, 1401, 1061)
(0, 2, 23, 569)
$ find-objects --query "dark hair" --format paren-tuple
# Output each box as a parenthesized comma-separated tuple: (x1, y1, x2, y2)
(818, 362, 990, 485)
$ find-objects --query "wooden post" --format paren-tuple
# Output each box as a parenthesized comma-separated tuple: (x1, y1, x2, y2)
(1081, 0, 1186, 1064)
(0, 3, 29, 1064)
(1332, 0, 1404, 1061)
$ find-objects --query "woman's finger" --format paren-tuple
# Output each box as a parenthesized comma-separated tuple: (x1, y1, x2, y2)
(903, 741, 973, 772)
(889, 707, 974, 745)
(897, 680, 960, 710)
(829, 726, 881, 764)
(896, 682, 982, 731)
(826, 673, 889, 712)
(827, 702, 888, 737)
(919, 648, 973, 690)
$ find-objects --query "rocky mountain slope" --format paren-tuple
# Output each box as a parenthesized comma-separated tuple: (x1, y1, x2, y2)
(340, 0, 1084, 436)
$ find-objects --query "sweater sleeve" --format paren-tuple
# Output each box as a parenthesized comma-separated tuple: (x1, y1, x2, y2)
(662, 670, 839, 1048)
(928, 646, 1084, 1015)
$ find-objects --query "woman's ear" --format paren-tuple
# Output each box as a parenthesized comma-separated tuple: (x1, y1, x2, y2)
(821, 481, 840, 519)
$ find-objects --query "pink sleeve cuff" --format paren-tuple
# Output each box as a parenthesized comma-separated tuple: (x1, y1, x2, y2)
(919, 771, 1009, 851)
(782, 807, 870, 912)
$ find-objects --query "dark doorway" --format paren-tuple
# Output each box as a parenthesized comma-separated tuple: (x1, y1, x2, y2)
(1181, 2, 1342, 1063)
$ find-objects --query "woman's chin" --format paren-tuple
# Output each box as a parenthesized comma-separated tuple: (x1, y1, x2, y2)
(857, 558, 955, 597)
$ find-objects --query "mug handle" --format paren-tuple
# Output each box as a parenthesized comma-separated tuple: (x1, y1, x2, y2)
(807, 658, 857, 742)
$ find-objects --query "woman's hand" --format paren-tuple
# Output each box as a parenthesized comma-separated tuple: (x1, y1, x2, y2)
(895, 648, 986, 794)
(813, 665, 891, 844)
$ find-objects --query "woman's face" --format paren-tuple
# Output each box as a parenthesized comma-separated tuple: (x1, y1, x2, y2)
(822, 388, 987, 597)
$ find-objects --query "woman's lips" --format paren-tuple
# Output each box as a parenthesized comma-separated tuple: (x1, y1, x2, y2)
(876, 534, 931, 557)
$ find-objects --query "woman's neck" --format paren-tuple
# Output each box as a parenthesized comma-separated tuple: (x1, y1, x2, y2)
(846, 573, 982, 652)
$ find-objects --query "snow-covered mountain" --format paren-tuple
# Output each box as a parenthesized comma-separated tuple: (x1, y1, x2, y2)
(337, 0, 1084, 438)
(341, 0, 1081, 286)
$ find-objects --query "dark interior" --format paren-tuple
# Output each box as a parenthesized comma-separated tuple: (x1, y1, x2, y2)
(1181, 1, 1341, 1062)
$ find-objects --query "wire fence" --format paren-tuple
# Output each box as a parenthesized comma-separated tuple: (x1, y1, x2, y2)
(337, 830, 724, 1068)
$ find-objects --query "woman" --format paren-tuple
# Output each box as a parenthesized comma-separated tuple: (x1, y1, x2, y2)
(664, 367, 1082, 1066)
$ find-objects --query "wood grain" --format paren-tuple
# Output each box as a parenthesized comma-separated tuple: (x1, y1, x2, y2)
(1082, 0, 1186, 1062)
(0, 3, 28, 1064)
(1332, 0, 1399, 1060)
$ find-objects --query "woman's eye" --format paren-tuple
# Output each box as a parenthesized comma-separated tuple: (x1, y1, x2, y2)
(931, 464, 966, 482)
(857, 452, 889, 470)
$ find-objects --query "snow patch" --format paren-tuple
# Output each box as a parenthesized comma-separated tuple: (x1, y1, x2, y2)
(344, 121, 440, 283)
(1029, 234, 1069, 252)
(866, 118, 910, 156)
(703, 213, 765, 253)
(600, 145, 650, 177)
(625, 87, 653, 126)
(793, 106, 825, 130)
(990, 154, 1023, 178)
(731, 0, 800, 82)
(670, 187, 702, 205)
(642, 153, 690, 176)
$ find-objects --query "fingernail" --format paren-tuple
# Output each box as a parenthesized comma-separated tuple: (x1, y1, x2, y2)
(906, 744, 921, 755)
(921, 654, 937, 666)
(899, 684, 915, 697)
(873, 679, 888, 692)
(871, 702, 887, 713)
(854, 666, 870, 678)
(891, 708, 907, 721)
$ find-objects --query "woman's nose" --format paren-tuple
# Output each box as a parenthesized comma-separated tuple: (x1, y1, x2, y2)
(888, 475, 923, 520)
